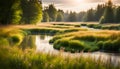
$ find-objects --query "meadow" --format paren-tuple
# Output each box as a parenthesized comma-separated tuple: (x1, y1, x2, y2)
(0, 22, 120, 69)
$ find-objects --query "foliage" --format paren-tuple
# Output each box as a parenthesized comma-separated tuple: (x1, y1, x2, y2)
(100, 5, 114, 23)
(83, 9, 95, 22)
(0, 0, 42, 25)
(21, 0, 42, 24)
(67, 12, 77, 22)
(42, 12, 49, 22)
(115, 7, 120, 23)
(51, 30, 120, 52)
(56, 12, 64, 22)
(44, 4, 57, 22)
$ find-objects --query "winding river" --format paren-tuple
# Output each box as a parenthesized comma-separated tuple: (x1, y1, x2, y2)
(35, 34, 120, 65)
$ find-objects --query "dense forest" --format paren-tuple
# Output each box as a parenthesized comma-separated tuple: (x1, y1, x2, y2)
(42, 0, 120, 23)
(0, 0, 42, 25)
(0, 0, 120, 25)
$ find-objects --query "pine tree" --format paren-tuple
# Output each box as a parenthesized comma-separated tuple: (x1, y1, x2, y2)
(95, 4, 105, 21)
(83, 9, 95, 21)
(68, 12, 77, 22)
(115, 6, 120, 23)
(99, 0, 114, 23)
(77, 11, 86, 22)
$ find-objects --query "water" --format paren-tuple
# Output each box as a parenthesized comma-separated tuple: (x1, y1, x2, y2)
(36, 35, 58, 53)
(35, 35, 120, 65)
(81, 26, 100, 31)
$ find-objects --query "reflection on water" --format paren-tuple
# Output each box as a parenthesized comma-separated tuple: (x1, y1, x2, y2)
(81, 26, 100, 31)
(36, 35, 58, 53)
(35, 35, 120, 65)
(19, 35, 36, 50)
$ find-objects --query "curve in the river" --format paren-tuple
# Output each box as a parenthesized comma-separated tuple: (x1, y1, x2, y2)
(35, 35, 120, 66)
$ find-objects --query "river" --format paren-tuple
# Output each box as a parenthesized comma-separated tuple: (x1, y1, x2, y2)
(35, 35, 120, 65)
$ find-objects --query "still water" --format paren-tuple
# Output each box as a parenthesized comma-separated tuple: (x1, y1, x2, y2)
(35, 35, 120, 65)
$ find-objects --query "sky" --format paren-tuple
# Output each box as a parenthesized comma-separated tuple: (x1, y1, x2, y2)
(42, 0, 120, 12)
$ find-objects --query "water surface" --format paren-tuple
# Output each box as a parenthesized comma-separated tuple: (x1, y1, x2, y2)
(35, 35, 120, 65)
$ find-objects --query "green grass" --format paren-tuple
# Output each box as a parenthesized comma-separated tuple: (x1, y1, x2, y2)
(0, 25, 120, 69)
(26, 28, 88, 35)
(0, 45, 119, 69)
(80, 23, 120, 30)
(51, 30, 120, 52)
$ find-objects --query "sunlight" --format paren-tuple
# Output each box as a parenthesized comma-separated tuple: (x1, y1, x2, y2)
(68, 0, 85, 5)
(69, 0, 85, 4)
(75, 0, 85, 3)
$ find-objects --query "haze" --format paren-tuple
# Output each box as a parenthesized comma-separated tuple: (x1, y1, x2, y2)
(43, 0, 120, 12)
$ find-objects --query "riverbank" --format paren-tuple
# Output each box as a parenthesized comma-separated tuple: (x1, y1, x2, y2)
(0, 23, 120, 69)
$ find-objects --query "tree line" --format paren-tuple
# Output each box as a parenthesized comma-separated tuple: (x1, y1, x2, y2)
(0, 0, 42, 25)
(42, 0, 120, 23)
(0, 0, 120, 25)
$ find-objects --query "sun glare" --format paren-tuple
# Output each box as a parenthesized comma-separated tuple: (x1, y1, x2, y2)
(75, 0, 85, 3)
(69, 0, 85, 5)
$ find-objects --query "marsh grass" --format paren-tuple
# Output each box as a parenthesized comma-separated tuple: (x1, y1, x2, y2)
(52, 30, 120, 52)
(0, 26, 120, 69)
(0, 45, 119, 69)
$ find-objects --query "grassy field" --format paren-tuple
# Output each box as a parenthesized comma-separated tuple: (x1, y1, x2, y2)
(0, 22, 120, 69)
(50, 30, 120, 52)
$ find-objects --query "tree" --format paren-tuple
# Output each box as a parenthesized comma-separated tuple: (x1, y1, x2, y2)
(42, 12, 49, 22)
(95, 4, 105, 21)
(0, 0, 42, 25)
(83, 9, 95, 21)
(115, 6, 120, 23)
(99, 0, 114, 23)
(68, 12, 77, 22)
(21, 0, 42, 24)
(77, 11, 86, 21)
(0, 0, 22, 25)
(56, 12, 63, 22)
(45, 4, 57, 22)
(10, 0, 22, 24)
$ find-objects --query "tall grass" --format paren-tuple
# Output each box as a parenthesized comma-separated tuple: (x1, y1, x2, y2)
(51, 30, 120, 52)
(0, 26, 120, 69)
(0, 46, 119, 69)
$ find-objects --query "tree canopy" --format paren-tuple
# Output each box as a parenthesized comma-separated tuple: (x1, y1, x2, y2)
(0, 0, 42, 25)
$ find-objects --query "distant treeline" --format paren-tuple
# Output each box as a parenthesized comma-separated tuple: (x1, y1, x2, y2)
(0, 0, 42, 25)
(42, 0, 120, 23)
